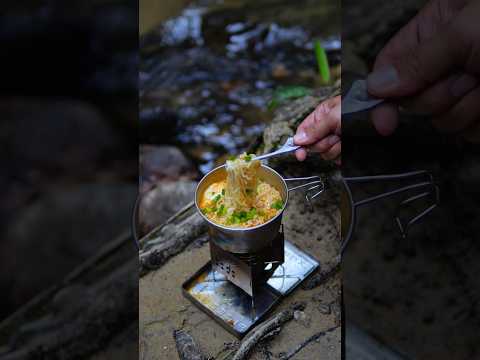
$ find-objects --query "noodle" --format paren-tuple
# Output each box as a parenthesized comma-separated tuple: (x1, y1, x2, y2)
(200, 153, 283, 228)
(224, 154, 260, 211)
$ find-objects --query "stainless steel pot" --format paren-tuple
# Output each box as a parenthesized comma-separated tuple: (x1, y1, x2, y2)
(195, 164, 323, 253)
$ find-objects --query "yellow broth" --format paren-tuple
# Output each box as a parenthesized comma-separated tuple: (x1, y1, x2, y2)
(199, 178, 283, 228)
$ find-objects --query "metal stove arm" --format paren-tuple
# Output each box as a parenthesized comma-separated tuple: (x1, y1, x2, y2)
(395, 184, 440, 238)
(284, 176, 325, 205)
(343, 170, 439, 239)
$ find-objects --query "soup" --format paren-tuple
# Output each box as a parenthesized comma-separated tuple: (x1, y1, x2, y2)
(199, 153, 283, 228)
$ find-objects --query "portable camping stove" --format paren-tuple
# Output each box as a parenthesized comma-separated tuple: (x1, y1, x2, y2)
(182, 227, 319, 337)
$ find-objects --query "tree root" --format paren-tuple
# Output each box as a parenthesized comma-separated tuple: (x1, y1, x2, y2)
(278, 326, 339, 360)
(230, 302, 305, 360)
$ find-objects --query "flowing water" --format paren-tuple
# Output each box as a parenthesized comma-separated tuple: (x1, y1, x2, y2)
(140, 0, 340, 174)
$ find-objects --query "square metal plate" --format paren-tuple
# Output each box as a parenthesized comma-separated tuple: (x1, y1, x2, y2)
(182, 240, 319, 337)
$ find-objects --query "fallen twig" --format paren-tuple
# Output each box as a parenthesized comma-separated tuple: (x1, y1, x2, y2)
(278, 326, 338, 360)
(174, 329, 208, 360)
(231, 302, 305, 360)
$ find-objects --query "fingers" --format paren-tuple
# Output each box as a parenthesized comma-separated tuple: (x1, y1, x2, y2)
(367, 22, 469, 99)
(308, 134, 340, 153)
(294, 96, 341, 146)
(295, 134, 340, 161)
(294, 96, 341, 162)
(432, 85, 480, 136)
(370, 103, 399, 136)
(321, 142, 341, 161)
(400, 73, 478, 115)
(295, 148, 308, 162)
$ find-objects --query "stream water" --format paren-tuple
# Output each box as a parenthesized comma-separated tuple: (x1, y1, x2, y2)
(140, 0, 340, 175)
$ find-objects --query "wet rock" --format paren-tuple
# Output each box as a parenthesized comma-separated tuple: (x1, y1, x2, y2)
(294, 310, 311, 328)
(138, 180, 197, 236)
(139, 106, 179, 144)
(318, 303, 332, 315)
(0, 98, 119, 180)
(271, 63, 291, 78)
(0, 184, 136, 318)
(140, 145, 197, 187)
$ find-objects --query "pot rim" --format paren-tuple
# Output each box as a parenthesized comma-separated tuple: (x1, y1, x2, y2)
(194, 163, 289, 232)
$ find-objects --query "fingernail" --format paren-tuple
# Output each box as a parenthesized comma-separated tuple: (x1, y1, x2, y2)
(367, 65, 400, 94)
(328, 135, 340, 145)
(294, 131, 308, 144)
(450, 74, 477, 97)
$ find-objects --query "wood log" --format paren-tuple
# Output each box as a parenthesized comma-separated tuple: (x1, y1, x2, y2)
(0, 231, 138, 360)
(139, 204, 207, 276)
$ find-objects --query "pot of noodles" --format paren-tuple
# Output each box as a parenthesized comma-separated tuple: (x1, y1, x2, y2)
(195, 154, 323, 254)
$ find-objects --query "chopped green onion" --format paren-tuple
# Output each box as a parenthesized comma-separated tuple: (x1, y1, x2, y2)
(244, 154, 252, 162)
(271, 200, 284, 210)
(216, 204, 226, 216)
(213, 194, 221, 203)
(221, 189, 225, 195)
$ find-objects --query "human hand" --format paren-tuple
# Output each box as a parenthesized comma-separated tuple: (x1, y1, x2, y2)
(367, 0, 480, 141)
(293, 95, 341, 164)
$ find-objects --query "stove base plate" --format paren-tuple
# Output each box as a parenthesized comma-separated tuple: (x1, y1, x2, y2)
(182, 240, 319, 337)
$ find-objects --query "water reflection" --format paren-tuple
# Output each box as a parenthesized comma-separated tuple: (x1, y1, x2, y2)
(140, 0, 340, 175)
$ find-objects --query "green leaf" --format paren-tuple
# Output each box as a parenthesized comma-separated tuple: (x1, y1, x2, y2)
(267, 98, 279, 111)
(244, 154, 252, 162)
(213, 194, 222, 203)
(314, 40, 331, 84)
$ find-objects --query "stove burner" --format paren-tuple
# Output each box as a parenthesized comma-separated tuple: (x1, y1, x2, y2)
(182, 238, 319, 338)
(210, 230, 284, 297)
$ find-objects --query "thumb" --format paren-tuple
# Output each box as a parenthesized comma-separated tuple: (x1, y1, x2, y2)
(367, 25, 466, 98)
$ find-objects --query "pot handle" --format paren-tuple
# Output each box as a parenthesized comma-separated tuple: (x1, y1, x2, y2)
(284, 176, 325, 205)
(344, 170, 439, 238)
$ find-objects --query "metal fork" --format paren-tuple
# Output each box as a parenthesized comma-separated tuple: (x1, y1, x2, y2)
(253, 137, 300, 161)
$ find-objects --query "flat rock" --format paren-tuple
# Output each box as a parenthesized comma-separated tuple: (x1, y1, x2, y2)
(139, 180, 197, 236)
(140, 145, 197, 188)
(0, 98, 119, 179)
